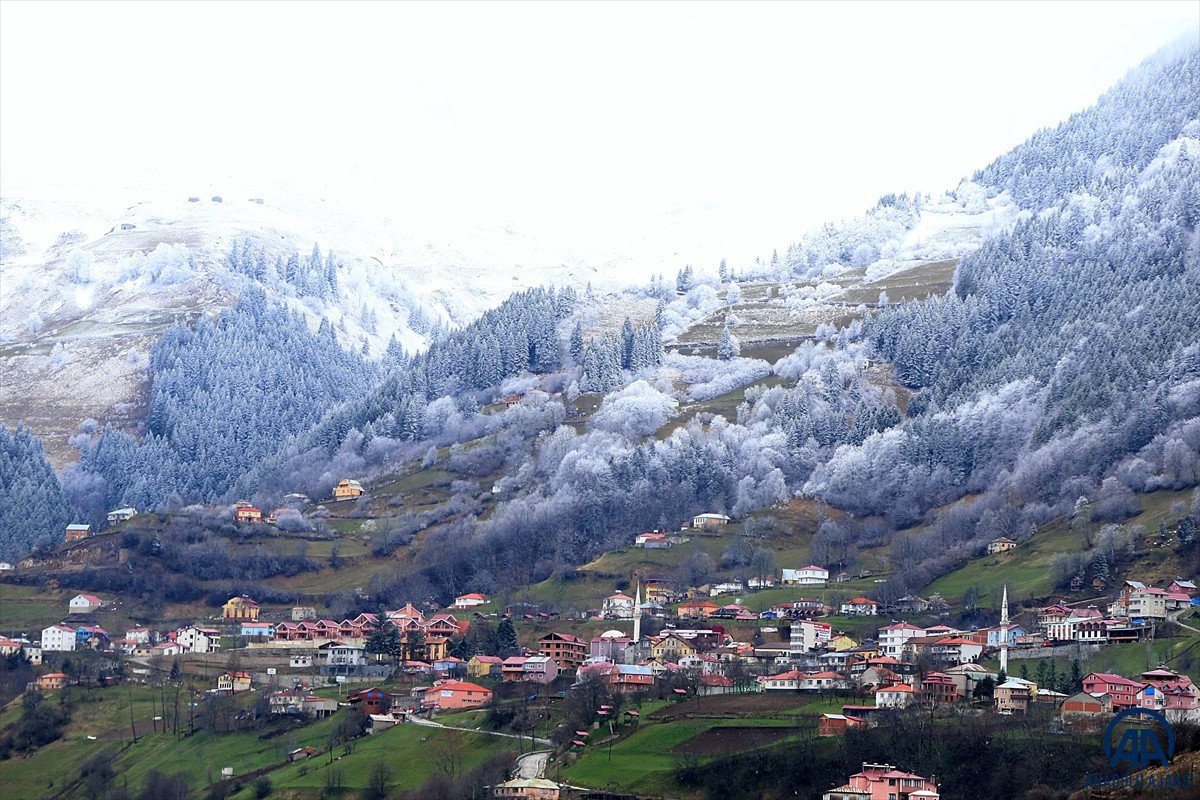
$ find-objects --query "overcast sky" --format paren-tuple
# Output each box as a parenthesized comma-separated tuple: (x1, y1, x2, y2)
(1, 1, 1196, 262)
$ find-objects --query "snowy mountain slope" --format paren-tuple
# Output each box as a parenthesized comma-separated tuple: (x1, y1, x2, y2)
(0, 182, 663, 466)
(0, 171, 1016, 469)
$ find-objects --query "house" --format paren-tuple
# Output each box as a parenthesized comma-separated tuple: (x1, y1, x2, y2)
(944, 663, 998, 698)
(1108, 586, 1168, 620)
(291, 606, 318, 621)
(271, 689, 332, 716)
(643, 579, 676, 605)
(878, 623, 927, 658)
(319, 641, 367, 673)
(1139, 667, 1199, 711)
(222, 596, 260, 621)
(1082, 673, 1145, 710)
(65, 523, 92, 541)
(177, 626, 221, 653)
(790, 620, 833, 655)
(234, 505, 263, 523)
(367, 714, 400, 734)
(698, 673, 735, 696)
(41, 624, 77, 652)
(522, 656, 559, 684)
(0, 638, 25, 656)
(68, 594, 104, 614)
(926, 637, 984, 665)
(762, 669, 805, 691)
(106, 507, 138, 524)
(634, 532, 671, 549)
(150, 641, 183, 656)
(986, 536, 1019, 554)
(429, 680, 493, 710)
(468, 654, 504, 678)
(985, 625, 1028, 646)
(290, 654, 313, 668)
(601, 592, 635, 619)
(606, 664, 655, 692)
(35, 673, 70, 691)
(495, 655, 526, 681)
(288, 746, 321, 762)
(830, 635, 859, 652)
(818, 713, 868, 736)
(300, 695, 341, 718)
(539, 632, 587, 672)
(217, 671, 252, 693)
(840, 597, 880, 616)
(1060, 691, 1112, 720)
(876, 684, 916, 708)
(857, 666, 901, 689)
(240, 621, 274, 639)
(650, 633, 698, 661)
(995, 679, 1033, 714)
(677, 600, 720, 619)
(347, 687, 393, 714)
(433, 656, 466, 678)
(124, 627, 152, 644)
(822, 763, 940, 800)
(691, 513, 731, 529)
(334, 479, 364, 500)
(1168, 579, 1197, 596)
(590, 631, 632, 663)
(0, 562, 13, 571)
(919, 673, 961, 705)
(493, 777, 561, 799)
(782, 565, 829, 586)
(453, 593, 490, 609)
(799, 672, 849, 692)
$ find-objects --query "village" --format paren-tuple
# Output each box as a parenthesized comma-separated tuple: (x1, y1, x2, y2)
(3, 499, 1199, 799)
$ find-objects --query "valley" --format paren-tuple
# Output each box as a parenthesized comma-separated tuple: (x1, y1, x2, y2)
(1, 26, 1198, 800)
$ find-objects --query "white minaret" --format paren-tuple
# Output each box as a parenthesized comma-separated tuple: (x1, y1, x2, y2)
(999, 584, 1010, 674)
(633, 579, 642, 644)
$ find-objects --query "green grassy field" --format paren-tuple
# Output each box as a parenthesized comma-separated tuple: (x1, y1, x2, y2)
(981, 635, 1200, 680)
(0, 681, 518, 800)
(559, 712, 822, 796)
(228, 724, 518, 800)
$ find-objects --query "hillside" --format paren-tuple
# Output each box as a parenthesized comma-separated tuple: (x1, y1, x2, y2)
(925, 488, 1200, 606)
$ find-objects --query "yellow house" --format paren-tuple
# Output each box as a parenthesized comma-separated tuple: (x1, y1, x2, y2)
(222, 596, 260, 621)
(468, 655, 503, 678)
(650, 633, 697, 661)
(830, 635, 858, 652)
(849, 643, 880, 660)
(424, 636, 450, 662)
(334, 479, 364, 500)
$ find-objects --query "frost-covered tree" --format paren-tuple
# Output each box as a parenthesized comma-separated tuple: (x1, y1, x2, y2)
(717, 327, 740, 360)
(0, 426, 74, 558)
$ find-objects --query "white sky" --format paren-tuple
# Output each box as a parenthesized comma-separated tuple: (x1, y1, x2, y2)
(1, 0, 1197, 264)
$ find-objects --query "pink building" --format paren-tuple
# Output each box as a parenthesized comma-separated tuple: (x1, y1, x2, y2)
(1082, 672, 1144, 711)
(823, 763, 940, 800)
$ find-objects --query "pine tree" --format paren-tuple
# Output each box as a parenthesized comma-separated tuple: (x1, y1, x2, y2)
(570, 322, 584, 362)
(717, 327, 739, 361)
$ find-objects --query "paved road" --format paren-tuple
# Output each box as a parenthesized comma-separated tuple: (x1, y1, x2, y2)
(405, 714, 552, 746)
(1168, 608, 1199, 634)
(514, 749, 552, 779)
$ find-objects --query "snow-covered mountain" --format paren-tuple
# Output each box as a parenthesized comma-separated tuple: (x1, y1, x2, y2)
(0, 173, 1016, 468)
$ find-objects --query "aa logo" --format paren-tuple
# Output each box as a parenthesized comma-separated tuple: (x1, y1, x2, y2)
(1105, 708, 1175, 769)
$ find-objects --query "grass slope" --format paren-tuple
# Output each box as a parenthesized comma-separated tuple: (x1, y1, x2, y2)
(925, 489, 1197, 606)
